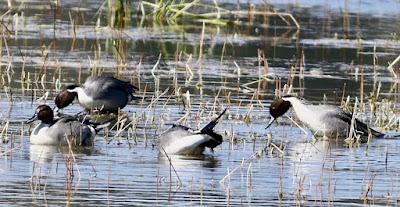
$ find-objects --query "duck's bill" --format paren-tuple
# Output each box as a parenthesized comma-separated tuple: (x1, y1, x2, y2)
(26, 114, 38, 124)
(52, 105, 61, 113)
(265, 117, 275, 129)
(131, 95, 143, 100)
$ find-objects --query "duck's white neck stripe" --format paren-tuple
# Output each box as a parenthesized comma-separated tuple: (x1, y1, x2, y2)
(68, 87, 94, 107)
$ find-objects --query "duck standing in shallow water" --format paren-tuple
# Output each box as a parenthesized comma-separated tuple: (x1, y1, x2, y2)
(26, 105, 109, 146)
(266, 96, 386, 138)
(55, 76, 138, 113)
(159, 108, 227, 155)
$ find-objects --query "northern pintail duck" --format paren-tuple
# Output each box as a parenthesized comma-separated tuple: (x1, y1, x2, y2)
(266, 96, 385, 138)
(159, 109, 227, 155)
(26, 105, 109, 146)
(55, 76, 138, 113)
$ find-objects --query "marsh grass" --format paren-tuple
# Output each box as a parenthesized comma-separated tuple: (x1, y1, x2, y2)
(108, 0, 132, 28)
(161, 148, 183, 188)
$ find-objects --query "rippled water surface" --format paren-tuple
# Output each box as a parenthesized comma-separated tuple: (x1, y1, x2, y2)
(0, 0, 400, 206)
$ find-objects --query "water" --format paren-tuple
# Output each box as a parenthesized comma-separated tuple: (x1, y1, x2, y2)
(0, 0, 400, 206)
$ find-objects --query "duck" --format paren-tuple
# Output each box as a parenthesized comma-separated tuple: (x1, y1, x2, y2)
(159, 108, 227, 155)
(55, 76, 138, 113)
(266, 96, 386, 138)
(26, 105, 109, 146)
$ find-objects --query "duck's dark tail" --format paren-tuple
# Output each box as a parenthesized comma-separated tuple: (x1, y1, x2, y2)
(200, 108, 228, 134)
(199, 108, 228, 149)
(81, 116, 116, 133)
(356, 119, 400, 139)
(353, 118, 386, 138)
(351, 117, 400, 139)
(339, 112, 387, 138)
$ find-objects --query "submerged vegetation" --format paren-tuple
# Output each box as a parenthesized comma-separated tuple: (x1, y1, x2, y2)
(0, 0, 399, 206)
(138, 0, 300, 28)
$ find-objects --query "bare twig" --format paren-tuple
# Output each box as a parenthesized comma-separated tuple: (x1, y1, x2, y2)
(161, 148, 182, 186)
(219, 152, 257, 184)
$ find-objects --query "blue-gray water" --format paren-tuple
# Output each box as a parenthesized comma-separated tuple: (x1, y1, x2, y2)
(0, 0, 400, 206)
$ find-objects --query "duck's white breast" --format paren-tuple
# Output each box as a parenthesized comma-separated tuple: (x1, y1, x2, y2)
(30, 123, 63, 145)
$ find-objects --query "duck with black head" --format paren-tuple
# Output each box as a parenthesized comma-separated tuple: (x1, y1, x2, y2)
(266, 96, 387, 138)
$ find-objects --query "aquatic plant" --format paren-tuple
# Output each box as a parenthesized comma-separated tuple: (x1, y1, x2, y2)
(138, 0, 300, 28)
(108, 0, 132, 28)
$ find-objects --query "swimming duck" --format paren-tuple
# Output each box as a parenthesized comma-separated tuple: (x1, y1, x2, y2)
(159, 109, 227, 155)
(26, 105, 109, 146)
(266, 96, 385, 138)
(55, 76, 138, 113)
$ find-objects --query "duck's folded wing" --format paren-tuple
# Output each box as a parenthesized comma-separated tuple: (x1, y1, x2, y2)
(50, 116, 76, 126)
(101, 76, 138, 94)
(171, 124, 191, 131)
(200, 131, 222, 149)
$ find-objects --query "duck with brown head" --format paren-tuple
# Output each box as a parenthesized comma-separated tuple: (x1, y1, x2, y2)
(265, 98, 292, 129)
(26, 105, 110, 146)
(55, 76, 138, 113)
(266, 96, 386, 138)
(55, 85, 79, 109)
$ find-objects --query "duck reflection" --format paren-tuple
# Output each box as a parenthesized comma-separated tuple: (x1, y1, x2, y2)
(288, 138, 352, 178)
(30, 145, 95, 164)
(158, 153, 219, 169)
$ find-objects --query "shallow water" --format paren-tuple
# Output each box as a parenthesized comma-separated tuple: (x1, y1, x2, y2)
(0, 0, 400, 206)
